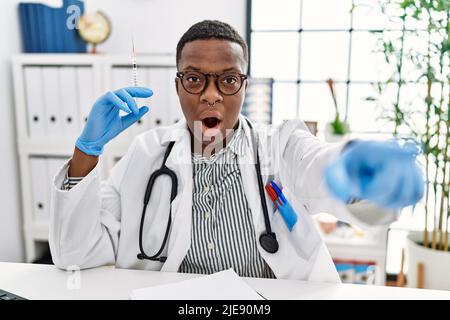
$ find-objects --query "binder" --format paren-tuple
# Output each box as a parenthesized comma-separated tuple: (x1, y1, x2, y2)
(47, 157, 67, 189)
(76, 67, 94, 127)
(35, 3, 47, 52)
(24, 67, 47, 138)
(52, 2, 64, 53)
(29, 157, 50, 223)
(166, 67, 183, 125)
(147, 68, 168, 129)
(17, 1, 86, 53)
(59, 67, 81, 136)
(111, 67, 130, 91)
(62, 0, 86, 53)
(42, 67, 63, 136)
(26, 4, 41, 52)
(18, 4, 32, 52)
(40, 4, 56, 52)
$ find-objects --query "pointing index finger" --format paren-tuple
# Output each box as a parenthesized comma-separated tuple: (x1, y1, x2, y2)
(122, 86, 153, 98)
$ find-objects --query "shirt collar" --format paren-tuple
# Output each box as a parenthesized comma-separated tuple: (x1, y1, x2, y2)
(191, 117, 246, 163)
(227, 118, 246, 157)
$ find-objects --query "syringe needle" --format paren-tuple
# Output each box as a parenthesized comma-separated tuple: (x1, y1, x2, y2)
(131, 37, 138, 87)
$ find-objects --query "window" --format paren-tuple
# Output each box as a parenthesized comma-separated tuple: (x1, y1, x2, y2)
(248, 0, 404, 135)
(248, 0, 431, 277)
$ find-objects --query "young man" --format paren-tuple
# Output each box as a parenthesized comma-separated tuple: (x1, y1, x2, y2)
(49, 20, 423, 282)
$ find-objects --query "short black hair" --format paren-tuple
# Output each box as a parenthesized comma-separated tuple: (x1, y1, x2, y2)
(176, 20, 248, 71)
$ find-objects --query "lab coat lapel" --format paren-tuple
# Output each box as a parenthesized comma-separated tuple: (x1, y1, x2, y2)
(159, 120, 193, 272)
(237, 116, 271, 245)
(238, 116, 315, 280)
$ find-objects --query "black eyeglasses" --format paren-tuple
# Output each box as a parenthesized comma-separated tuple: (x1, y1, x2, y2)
(176, 71, 248, 96)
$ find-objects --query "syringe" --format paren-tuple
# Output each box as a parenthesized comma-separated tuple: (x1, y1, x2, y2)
(131, 37, 138, 87)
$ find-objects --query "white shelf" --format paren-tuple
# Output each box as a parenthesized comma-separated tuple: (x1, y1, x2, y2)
(13, 53, 104, 65)
(18, 138, 76, 156)
(324, 234, 384, 249)
(13, 53, 176, 67)
(325, 238, 386, 261)
(17, 137, 134, 157)
(321, 229, 387, 285)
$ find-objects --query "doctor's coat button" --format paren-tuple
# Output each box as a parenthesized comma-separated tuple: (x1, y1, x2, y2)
(207, 243, 215, 250)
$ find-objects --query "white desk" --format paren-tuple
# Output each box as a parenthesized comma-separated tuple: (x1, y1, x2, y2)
(1, 262, 449, 300)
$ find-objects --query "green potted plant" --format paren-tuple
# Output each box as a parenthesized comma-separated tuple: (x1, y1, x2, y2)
(324, 78, 350, 142)
(367, 0, 449, 289)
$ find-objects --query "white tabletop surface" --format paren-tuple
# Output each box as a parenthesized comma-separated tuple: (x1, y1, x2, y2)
(1, 262, 449, 300)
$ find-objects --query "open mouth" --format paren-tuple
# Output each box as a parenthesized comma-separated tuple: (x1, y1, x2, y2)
(202, 117, 221, 129)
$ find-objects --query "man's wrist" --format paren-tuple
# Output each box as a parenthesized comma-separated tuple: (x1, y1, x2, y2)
(68, 147, 99, 177)
(75, 138, 104, 156)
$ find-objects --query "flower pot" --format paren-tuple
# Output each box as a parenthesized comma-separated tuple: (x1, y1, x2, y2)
(323, 122, 350, 143)
(406, 231, 450, 290)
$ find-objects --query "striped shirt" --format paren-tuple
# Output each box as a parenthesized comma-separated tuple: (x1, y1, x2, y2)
(62, 175, 83, 190)
(62, 120, 275, 278)
(178, 120, 275, 278)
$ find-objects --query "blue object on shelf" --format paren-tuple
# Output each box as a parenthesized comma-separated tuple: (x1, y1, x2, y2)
(52, 4, 64, 52)
(354, 263, 376, 285)
(18, 0, 86, 53)
(334, 260, 376, 285)
(335, 262, 355, 284)
(18, 4, 31, 52)
(41, 4, 55, 52)
(27, 4, 41, 52)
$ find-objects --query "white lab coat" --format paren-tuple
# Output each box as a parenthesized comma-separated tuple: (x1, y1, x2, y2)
(49, 114, 396, 283)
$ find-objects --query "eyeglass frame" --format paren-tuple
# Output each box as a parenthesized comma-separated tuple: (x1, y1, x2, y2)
(176, 71, 248, 96)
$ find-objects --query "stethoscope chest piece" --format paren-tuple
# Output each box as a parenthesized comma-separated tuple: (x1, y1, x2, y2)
(259, 232, 279, 254)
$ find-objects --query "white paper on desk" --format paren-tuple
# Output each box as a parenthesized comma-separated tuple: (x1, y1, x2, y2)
(130, 269, 263, 300)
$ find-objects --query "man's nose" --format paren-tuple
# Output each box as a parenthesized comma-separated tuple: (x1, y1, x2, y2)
(200, 78, 223, 105)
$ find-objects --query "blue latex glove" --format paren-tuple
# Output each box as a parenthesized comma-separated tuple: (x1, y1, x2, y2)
(75, 87, 153, 156)
(324, 140, 424, 209)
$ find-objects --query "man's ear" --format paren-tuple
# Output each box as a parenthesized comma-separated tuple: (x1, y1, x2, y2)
(244, 78, 249, 93)
(175, 78, 179, 96)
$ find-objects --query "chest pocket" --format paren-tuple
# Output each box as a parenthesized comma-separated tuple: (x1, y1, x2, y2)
(220, 164, 241, 190)
(269, 188, 321, 261)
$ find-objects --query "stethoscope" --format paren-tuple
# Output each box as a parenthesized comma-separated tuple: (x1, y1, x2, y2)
(137, 118, 279, 262)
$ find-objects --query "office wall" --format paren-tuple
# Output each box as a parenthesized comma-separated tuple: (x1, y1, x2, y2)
(84, 0, 247, 54)
(0, 0, 246, 262)
(0, 0, 24, 262)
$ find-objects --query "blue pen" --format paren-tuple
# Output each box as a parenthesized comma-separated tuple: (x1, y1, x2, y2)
(265, 181, 298, 232)
(270, 181, 287, 203)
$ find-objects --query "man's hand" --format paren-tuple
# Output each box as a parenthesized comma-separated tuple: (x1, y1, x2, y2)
(324, 140, 424, 209)
(75, 87, 153, 156)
